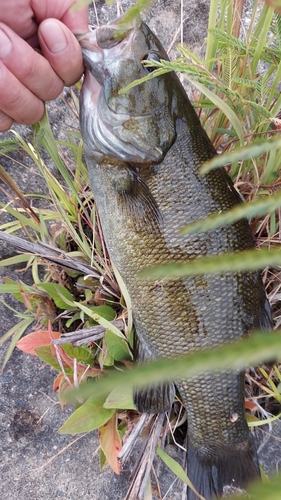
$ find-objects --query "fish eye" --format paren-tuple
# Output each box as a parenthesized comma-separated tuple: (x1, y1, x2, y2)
(142, 52, 160, 72)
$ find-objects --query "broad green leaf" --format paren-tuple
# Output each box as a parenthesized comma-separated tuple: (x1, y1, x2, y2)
(180, 190, 281, 235)
(62, 344, 94, 363)
(99, 413, 121, 474)
(104, 385, 136, 410)
(105, 329, 133, 361)
(34, 345, 66, 372)
(200, 138, 281, 174)
(67, 331, 281, 403)
(139, 247, 281, 280)
(58, 395, 115, 434)
(89, 305, 116, 322)
(36, 283, 74, 310)
(98, 338, 115, 368)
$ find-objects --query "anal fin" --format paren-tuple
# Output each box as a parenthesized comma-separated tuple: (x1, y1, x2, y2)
(133, 329, 175, 414)
(134, 381, 175, 414)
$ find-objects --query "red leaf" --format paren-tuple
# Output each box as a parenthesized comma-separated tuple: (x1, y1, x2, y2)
(16, 329, 61, 355)
(99, 413, 122, 474)
(53, 372, 64, 392)
(245, 399, 258, 412)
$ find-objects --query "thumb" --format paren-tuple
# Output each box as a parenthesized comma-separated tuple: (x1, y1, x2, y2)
(38, 19, 84, 86)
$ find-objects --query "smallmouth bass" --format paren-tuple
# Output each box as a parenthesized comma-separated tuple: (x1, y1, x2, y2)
(78, 16, 272, 499)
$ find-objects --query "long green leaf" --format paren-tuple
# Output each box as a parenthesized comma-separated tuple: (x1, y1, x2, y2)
(32, 111, 79, 201)
(74, 302, 126, 339)
(67, 331, 280, 403)
(0, 254, 32, 267)
(200, 139, 281, 174)
(180, 191, 281, 235)
(184, 78, 245, 145)
(156, 447, 205, 500)
(1, 317, 34, 370)
(139, 247, 281, 280)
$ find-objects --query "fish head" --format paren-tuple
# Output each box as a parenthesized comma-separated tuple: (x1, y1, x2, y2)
(78, 16, 177, 163)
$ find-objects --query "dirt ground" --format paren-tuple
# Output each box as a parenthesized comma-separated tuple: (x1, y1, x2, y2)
(0, 1, 281, 499)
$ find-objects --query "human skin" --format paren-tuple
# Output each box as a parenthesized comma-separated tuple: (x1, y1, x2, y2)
(0, 0, 89, 131)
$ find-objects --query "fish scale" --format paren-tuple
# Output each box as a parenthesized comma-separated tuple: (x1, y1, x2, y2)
(78, 15, 272, 499)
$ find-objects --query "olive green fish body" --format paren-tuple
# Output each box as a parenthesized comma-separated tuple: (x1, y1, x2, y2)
(79, 17, 271, 499)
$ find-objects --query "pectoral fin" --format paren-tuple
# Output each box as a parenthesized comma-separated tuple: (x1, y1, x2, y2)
(113, 167, 163, 235)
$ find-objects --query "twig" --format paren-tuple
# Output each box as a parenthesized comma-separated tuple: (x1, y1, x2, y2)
(0, 230, 99, 276)
(122, 413, 166, 500)
(52, 319, 124, 346)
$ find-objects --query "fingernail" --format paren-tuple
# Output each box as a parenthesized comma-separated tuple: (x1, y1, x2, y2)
(0, 29, 12, 58)
(41, 20, 67, 53)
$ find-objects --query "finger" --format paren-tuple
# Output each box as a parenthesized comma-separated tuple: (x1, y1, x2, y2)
(0, 109, 14, 132)
(61, 4, 89, 34)
(0, 62, 45, 126)
(32, 0, 89, 33)
(38, 19, 85, 86)
(0, 24, 64, 101)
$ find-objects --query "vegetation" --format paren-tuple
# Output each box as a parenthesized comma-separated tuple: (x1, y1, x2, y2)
(1, 0, 281, 498)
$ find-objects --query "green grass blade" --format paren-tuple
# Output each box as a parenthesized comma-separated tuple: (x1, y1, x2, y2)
(180, 190, 281, 235)
(0, 254, 32, 267)
(67, 331, 281, 403)
(200, 138, 281, 174)
(156, 446, 204, 499)
(74, 302, 126, 339)
(204, 0, 219, 72)
(139, 247, 281, 280)
(1, 317, 34, 370)
(32, 111, 79, 201)
(184, 78, 245, 145)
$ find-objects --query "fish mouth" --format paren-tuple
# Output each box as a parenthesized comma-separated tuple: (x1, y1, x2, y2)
(76, 15, 141, 70)
(78, 16, 175, 163)
(77, 15, 141, 50)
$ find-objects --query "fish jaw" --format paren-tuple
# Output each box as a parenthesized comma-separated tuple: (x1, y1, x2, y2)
(78, 18, 177, 163)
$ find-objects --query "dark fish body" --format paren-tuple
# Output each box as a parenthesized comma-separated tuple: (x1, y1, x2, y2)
(78, 17, 272, 499)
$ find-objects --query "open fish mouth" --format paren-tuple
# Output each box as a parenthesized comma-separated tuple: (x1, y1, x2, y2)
(77, 16, 141, 88)
(77, 15, 177, 163)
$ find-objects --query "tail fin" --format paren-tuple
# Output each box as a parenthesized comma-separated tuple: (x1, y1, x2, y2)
(186, 434, 260, 500)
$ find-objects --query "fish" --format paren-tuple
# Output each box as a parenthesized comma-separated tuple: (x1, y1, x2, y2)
(78, 15, 272, 499)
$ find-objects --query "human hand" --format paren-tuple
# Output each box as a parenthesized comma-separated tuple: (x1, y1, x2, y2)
(0, 0, 88, 131)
